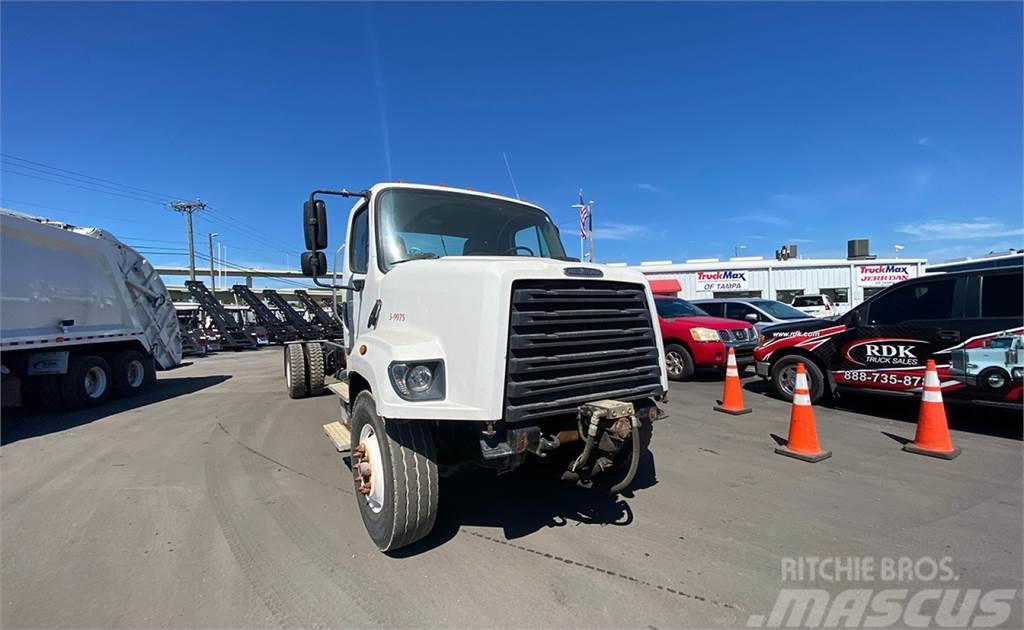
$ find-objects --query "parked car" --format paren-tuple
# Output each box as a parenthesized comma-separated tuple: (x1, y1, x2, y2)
(692, 298, 817, 332)
(790, 293, 845, 318)
(654, 296, 758, 381)
(949, 334, 1023, 393)
(754, 266, 1023, 405)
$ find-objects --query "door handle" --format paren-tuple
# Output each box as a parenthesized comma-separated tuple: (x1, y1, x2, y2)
(937, 330, 960, 342)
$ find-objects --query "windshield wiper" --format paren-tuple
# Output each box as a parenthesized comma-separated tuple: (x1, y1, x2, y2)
(390, 253, 441, 266)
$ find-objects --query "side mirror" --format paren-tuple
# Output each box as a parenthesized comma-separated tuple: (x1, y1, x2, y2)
(301, 251, 327, 277)
(303, 199, 328, 250)
(745, 313, 759, 322)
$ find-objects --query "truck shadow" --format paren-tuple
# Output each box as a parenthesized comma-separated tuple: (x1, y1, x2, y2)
(390, 452, 658, 557)
(1, 375, 232, 446)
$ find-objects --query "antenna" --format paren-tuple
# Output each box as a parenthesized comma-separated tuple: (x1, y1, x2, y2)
(502, 152, 521, 200)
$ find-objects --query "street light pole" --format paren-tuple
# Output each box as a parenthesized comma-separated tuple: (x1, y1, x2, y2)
(208, 233, 219, 290)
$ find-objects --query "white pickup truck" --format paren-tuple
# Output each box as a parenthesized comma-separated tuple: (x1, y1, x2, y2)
(791, 293, 847, 318)
(1, 209, 181, 409)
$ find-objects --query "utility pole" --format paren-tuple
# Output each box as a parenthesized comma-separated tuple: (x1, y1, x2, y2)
(207, 232, 219, 290)
(169, 200, 207, 281)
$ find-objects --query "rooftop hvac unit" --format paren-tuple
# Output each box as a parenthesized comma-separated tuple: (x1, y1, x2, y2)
(848, 239, 871, 260)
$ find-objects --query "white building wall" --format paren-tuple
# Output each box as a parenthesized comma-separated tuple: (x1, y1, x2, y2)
(630, 258, 927, 307)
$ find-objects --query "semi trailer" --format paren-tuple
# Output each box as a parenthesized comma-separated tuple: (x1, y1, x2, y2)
(285, 183, 668, 552)
(1, 209, 181, 409)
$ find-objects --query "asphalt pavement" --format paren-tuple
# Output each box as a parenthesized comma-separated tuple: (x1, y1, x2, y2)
(2, 350, 1021, 628)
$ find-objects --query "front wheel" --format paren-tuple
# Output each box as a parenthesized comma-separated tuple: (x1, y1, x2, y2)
(350, 392, 438, 552)
(770, 355, 827, 404)
(664, 344, 695, 381)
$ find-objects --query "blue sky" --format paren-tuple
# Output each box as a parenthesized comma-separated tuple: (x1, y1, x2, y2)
(2, 2, 1021, 282)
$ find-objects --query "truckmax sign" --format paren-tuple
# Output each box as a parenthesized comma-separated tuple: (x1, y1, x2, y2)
(858, 264, 912, 287)
(697, 270, 749, 292)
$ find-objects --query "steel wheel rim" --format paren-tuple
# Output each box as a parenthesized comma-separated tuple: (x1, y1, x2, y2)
(666, 351, 684, 377)
(357, 424, 386, 514)
(84, 366, 108, 399)
(126, 360, 145, 388)
(779, 365, 798, 396)
(285, 354, 292, 386)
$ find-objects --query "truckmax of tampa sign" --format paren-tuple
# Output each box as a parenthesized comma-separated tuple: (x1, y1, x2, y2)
(697, 270, 749, 292)
(858, 264, 912, 287)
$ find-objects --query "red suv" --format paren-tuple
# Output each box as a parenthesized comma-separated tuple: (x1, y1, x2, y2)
(654, 296, 759, 381)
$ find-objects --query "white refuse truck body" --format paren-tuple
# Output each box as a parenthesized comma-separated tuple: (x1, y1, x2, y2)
(1, 209, 181, 408)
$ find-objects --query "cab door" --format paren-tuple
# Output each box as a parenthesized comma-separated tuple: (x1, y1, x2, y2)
(342, 201, 371, 351)
(833, 275, 962, 391)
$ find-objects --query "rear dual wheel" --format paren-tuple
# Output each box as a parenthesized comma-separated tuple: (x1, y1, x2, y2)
(284, 342, 326, 399)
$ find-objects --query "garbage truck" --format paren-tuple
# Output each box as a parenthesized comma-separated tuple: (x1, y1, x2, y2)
(1, 209, 181, 409)
(285, 183, 668, 552)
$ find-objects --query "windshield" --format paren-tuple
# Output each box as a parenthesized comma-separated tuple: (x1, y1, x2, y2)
(751, 300, 811, 320)
(793, 296, 824, 307)
(377, 188, 566, 270)
(655, 298, 709, 318)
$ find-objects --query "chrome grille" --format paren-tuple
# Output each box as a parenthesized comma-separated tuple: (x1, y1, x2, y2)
(503, 280, 664, 423)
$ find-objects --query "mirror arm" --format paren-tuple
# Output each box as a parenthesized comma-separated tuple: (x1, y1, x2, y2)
(310, 188, 370, 203)
(309, 260, 360, 292)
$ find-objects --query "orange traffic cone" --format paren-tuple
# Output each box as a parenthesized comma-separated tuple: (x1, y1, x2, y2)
(714, 348, 751, 415)
(774, 362, 832, 463)
(903, 360, 961, 460)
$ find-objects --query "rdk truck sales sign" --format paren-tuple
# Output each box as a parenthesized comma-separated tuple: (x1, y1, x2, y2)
(697, 270, 749, 292)
(858, 264, 912, 287)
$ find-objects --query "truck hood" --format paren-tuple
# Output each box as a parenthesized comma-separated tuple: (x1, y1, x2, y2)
(354, 255, 669, 421)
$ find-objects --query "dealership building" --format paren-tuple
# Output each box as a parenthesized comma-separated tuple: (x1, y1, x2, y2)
(610, 255, 927, 307)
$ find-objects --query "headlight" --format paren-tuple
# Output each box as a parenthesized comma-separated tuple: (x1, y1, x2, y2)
(690, 327, 720, 342)
(388, 360, 445, 401)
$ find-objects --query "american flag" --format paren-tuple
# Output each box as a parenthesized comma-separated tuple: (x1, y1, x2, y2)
(577, 190, 588, 239)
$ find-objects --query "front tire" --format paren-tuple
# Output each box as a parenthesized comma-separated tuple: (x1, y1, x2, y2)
(664, 343, 695, 381)
(350, 392, 438, 552)
(770, 355, 827, 404)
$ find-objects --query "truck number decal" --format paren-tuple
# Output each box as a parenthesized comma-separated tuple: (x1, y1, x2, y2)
(388, 312, 406, 323)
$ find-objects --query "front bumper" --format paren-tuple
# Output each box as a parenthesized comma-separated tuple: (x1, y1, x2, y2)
(691, 340, 758, 368)
(755, 360, 771, 378)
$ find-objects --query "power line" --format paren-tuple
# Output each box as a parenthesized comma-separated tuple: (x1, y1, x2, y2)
(1, 153, 183, 200)
(1, 168, 170, 206)
(3, 155, 302, 260)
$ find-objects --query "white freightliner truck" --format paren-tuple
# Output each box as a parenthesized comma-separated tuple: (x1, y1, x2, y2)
(286, 183, 669, 552)
(1, 209, 181, 409)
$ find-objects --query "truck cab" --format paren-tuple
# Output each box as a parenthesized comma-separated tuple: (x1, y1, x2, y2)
(289, 183, 668, 552)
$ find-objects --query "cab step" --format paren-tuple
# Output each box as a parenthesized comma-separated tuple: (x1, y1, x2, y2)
(326, 380, 349, 403)
(323, 421, 352, 454)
